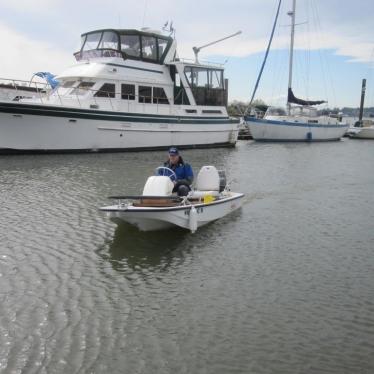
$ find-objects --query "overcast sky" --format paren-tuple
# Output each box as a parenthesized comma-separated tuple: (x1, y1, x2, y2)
(1, 0, 374, 107)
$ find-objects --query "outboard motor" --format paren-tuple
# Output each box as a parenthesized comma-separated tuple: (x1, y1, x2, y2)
(218, 170, 227, 192)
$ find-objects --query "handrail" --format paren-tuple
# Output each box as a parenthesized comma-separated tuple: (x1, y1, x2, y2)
(173, 58, 224, 68)
(0, 77, 50, 102)
(0, 77, 49, 90)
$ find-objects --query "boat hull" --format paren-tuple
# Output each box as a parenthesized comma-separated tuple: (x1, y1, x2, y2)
(247, 118, 348, 141)
(100, 192, 244, 232)
(0, 102, 239, 153)
(348, 126, 374, 139)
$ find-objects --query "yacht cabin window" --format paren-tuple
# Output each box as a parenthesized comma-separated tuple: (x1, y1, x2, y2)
(184, 66, 226, 106)
(209, 70, 223, 89)
(139, 86, 152, 103)
(121, 84, 135, 100)
(120, 35, 141, 58)
(94, 83, 115, 98)
(62, 81, 76, 88)
(141, 36, 158, 61)
(153, 87, 169, 104)
(71, 81, 95, 96)
(157, 39, 168, 61)
(184, 67, 223, 89)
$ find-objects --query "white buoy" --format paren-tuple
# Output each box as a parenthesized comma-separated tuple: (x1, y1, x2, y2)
(189, 206, 198, 233)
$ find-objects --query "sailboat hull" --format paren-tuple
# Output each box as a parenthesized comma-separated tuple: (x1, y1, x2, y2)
(247, 118, 349, 141)
(347, 126, 374, 139)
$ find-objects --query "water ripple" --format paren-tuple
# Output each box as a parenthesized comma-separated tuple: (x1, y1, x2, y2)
(0, 143, 374, 373)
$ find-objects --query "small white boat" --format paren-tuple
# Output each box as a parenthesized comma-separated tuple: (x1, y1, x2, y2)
(346, 125, 374, 139)
(100, 165, 244, 233)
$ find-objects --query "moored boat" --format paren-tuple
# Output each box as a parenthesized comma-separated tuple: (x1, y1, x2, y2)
(347, 124, 374, 139)
(0, 28, 239, 153)
(246, 0, 348, 141)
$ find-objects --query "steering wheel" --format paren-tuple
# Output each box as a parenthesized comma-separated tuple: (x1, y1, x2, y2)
(155, 166, 177, 182)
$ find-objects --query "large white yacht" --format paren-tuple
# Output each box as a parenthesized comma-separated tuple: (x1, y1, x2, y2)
(0, 28, 239, 153)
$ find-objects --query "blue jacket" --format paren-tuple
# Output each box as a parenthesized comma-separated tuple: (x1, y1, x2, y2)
(164, 157, 193, 185)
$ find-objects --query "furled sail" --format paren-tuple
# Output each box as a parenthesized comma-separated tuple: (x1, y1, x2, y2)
(287, 88, 325, 106)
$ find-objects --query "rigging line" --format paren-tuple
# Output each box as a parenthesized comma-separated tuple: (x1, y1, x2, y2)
(246, 0, 282, 112)
(312, 0, 336, 107)
(304, 0, 311, 101)
(363, 47, 374, 107)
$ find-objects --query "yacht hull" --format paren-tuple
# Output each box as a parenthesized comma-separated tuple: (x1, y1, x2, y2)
(0, 102, 239, 153)
(247, 118, 349, 141)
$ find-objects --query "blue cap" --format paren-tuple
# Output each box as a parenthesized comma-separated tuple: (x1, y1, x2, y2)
(168, 147, 179, 155)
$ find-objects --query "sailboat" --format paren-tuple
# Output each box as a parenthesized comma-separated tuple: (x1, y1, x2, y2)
(346, 79, 374, 139)
(246, 0, 349, 141)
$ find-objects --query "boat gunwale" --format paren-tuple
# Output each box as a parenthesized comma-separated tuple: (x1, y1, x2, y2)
(248, 117, 349, 129)
(100, 192, 244, 213)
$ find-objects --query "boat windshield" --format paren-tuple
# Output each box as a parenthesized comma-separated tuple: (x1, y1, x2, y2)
(76, 29, 172, 64)
(266, 107, 287, 116)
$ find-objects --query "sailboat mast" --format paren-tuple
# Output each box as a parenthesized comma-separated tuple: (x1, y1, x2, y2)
(287, 0, 296, 114)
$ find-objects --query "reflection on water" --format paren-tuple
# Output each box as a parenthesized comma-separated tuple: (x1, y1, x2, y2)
(99, 222, 190, 271)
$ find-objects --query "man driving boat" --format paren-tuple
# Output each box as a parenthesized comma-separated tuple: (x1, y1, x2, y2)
(163, 147, 193, 196)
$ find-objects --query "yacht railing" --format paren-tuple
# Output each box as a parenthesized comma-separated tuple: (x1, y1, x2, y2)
(175, 58, 224, 68)
(0, 77, 49, 101)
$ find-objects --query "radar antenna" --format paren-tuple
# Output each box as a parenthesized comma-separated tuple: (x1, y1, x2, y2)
(192, 31, 242, 63)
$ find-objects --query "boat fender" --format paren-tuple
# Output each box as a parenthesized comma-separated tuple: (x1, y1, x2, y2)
(189, 206, 198, 233)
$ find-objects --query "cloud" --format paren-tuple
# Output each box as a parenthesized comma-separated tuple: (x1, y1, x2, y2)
(0, 22, 72, 80)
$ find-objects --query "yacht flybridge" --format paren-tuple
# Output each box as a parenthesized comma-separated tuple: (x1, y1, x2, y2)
(0, 28, 239, 153)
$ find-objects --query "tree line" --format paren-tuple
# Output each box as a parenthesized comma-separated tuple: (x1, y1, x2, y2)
(227, 100, 374, 118)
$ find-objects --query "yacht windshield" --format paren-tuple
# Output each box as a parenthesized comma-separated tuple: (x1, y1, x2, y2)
(98, 31, 119, 50)
(120, 34, 141, 58)
(141, 36, 158, 61)
(76, 29, 172, 63)
(83, 33, 101, 51)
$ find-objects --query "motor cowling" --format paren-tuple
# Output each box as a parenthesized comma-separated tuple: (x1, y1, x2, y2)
(195, 166, 220, 191)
